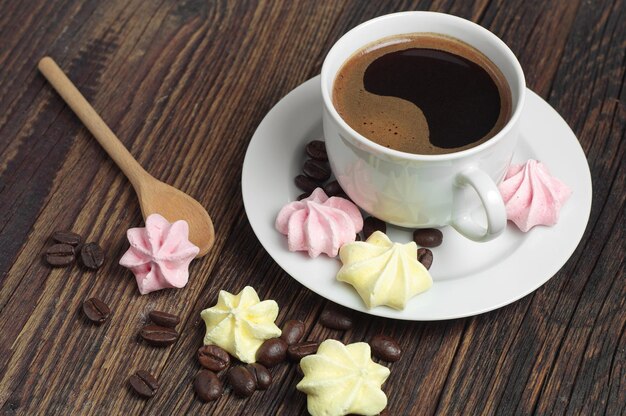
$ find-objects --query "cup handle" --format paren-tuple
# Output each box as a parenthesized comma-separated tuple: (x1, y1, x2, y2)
(451, 167, 507, 242)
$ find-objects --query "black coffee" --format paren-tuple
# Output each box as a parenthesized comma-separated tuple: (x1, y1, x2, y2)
(333, 33, 512, 155)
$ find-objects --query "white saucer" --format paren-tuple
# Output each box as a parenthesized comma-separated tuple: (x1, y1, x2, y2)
(242, 76, 592, 320)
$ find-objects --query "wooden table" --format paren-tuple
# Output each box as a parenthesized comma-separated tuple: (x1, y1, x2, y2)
(0, 1, 623, 414)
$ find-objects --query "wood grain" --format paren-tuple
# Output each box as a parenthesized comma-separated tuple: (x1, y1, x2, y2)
(0, 0, 624, 415)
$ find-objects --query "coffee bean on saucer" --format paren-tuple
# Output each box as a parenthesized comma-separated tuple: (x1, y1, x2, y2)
(295, 174, 320, 193)
(305, 140, 327, 161)
(129, 370, 158, 398)
(370, 335, 402, 362)
(82, 297, 110, 324)
(227, 366, 256, 397)
(247, 363, 272, 390)
(194, 369, 222, 402)
(363, 216, 386, 240)
(140, 325, 178, 347)
(319, 304, 353, 331)
(303, 159, 331, 182)
(280, 320, 305, 345)
(323, 180, 344, 197)
(297, 192, 310, 201)
(149, 310, 180, 328)
(256, 338, 288, 368)
(413, 228, 443, 247)
(45, 243, 75, 266)
(80, 242, 104, 270)
(51, 230, 82, 247)
(288, 341, 319, 361)
(417, 248, 433, 270)
(197, 345, 230, 372)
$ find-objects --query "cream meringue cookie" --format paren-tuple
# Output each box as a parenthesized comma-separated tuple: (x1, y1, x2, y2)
(275, 188, 363, 258)
(297, 339, 390, 416)
(201, 286, 281, 363)
(337, 231, 433, 310)
(119, 213, 199, 295)
(498, 159, 572, 232)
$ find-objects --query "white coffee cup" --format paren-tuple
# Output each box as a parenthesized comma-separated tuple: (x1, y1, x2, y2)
(321, 11, 526, 242)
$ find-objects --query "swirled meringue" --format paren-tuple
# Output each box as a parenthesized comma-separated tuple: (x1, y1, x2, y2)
(201, 286, 281, 363)
(498, 160, 572, 232)
(275, 188, 363, 258)
(337, 231, 432, 310)
(297, 339, 390, 416)
(119, 213, 199, 295)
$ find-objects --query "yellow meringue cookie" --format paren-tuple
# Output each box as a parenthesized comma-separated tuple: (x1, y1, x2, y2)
(337, 231, 433, 310)
(201, 286, 281, 363)
(297, 339, 390, 416)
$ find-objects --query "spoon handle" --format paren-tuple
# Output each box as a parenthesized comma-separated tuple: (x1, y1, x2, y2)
(38, 56, 148, 189)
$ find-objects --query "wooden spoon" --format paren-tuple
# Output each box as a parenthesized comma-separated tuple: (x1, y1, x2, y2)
(38, 56, 215, 257)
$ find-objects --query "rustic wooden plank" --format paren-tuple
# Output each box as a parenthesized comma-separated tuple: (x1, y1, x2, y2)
(0, 0, 623, 414)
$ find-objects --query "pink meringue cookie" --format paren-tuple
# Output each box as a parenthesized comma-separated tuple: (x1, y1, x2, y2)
(276, 188, 363, 257)
(498, 159, 572, 232)
(119, 213, 200, 295)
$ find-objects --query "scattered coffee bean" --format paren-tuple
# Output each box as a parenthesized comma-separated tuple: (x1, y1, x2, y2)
(319, 305, 353, 330)
(149, 310, 180, 328)
(303, 159, 331, 182)
(305, 140, 328, 161)
(363, 216, 386, 240)
(129, 370, 158, 398)
(413, 228, 443, 247)
(194, 369, 222, 402)
(140, 325, 178, 347)
(417, 248, 433, 270)
(280, 320, 305, 345)
(295, 174, 320, 193)
(288, 341, 319, 361)
(227, 366, 256, 397)
(197, 345, 230, 372)
(370, 335, 402, 362)
(82, 297, 110, 324)
(51, 230, 82, 247)
(297, 192, 310, 201)
(323, 180, 344, 197)
(256, 338, 288, 368)
(80, 242, 104, 270)
(247, 363, 272, 390)
(45, 243, 75, 266)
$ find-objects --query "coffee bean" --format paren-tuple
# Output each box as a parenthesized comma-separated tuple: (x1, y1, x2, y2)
(363, 216, 386, 240)
(194, 369, 222, 402)
(295, 174, 320, 193)
(288, 341, 319, 361)
(227, 366, 256, 397)
(129, 370, 158, 398)
(256, 338, 288, 368)
(45, 243, 75, 266)
(140, 325, 178, 347)
(303, 159, 331, 182)
(417, 248, 433, 270)
(305, 140, 327, 161)
(82, 297, 110, 324)
(413, 228, 443, 247)
(280, 320, 305, 345)
(247, 363, 272, 390)
(297, 192, 310, 201)
(370, 335, 402, 362)
(51, 230, 82, 247)
(149, 310, 180, 328)
(80, 242, 104, 270)
(197, 345, 230, 372)
(319, 305, 353, 330)
(323, 180, 344, 197)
